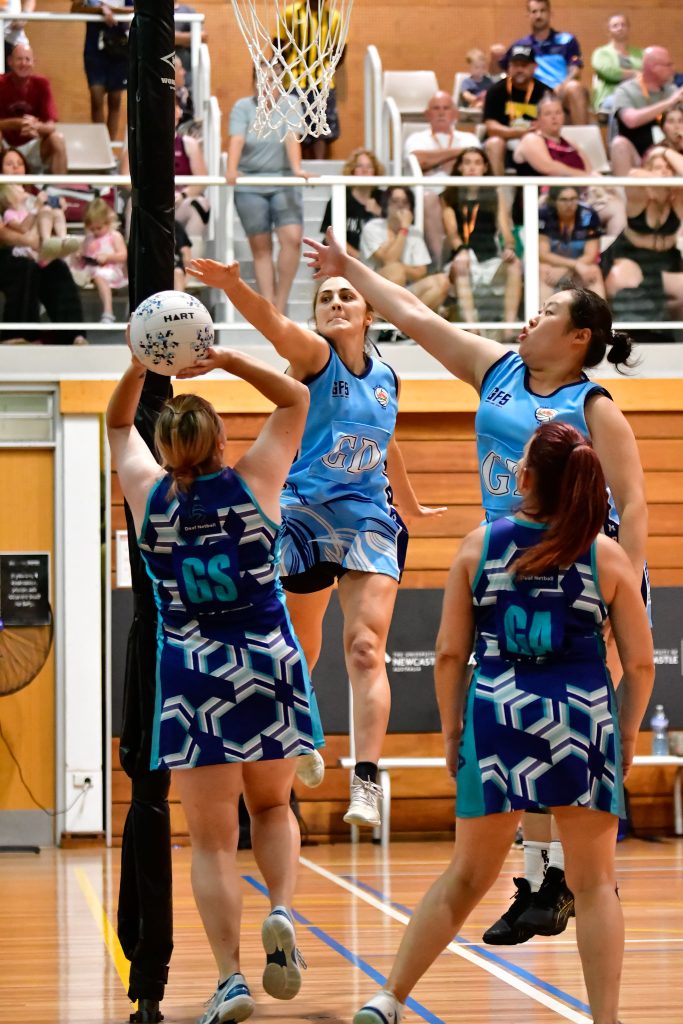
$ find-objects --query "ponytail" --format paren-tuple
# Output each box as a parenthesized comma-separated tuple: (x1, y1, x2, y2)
(511, 423, 608, 577)
(154, 394, 224, 498)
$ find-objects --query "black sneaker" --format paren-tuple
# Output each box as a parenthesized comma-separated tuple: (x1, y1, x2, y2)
(482, 877, 534, 945)
(129, 999, 163, 1023)
(516, 866, 575, 936)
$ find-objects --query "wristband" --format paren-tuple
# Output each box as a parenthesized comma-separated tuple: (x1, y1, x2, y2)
(452, 244, 468, 256)
(398, 227, 409, 236)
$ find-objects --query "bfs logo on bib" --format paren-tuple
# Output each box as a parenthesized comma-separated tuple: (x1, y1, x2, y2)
(374, 386, 389, 408)
(535, 407, 558, 423)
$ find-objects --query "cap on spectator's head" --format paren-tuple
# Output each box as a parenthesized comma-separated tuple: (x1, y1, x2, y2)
(509, 45, 535, 63)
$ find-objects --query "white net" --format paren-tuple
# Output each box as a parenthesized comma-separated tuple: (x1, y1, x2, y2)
(230, 0, 353, 140)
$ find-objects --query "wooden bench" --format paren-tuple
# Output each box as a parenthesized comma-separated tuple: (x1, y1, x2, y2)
(339, 755, 683, 847)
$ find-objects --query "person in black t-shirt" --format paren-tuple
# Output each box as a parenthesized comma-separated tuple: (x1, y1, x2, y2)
(483, 45, 547, 174)
(320, 147, 384, 257)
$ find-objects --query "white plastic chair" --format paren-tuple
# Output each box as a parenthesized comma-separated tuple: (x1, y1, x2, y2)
(383, 70, 438, 117)
(560, 124, 610, 174)
(57, 123, 117, 173)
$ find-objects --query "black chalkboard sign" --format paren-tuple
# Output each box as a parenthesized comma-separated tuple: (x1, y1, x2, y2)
(0, 553, 51, 627)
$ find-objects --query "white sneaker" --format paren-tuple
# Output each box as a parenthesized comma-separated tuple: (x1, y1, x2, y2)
(261, 907, 306, 1000)
(196, 973, 254, 1024)
(343, 774, 382, 828)
(295, 749, 325, 788)
(353, 989, 404, 1024)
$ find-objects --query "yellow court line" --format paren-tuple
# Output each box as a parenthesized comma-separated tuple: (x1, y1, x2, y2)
(74, 867, 130, 992)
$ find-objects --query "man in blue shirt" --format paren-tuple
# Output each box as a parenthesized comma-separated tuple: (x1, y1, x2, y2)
(493, 0, 589, 125)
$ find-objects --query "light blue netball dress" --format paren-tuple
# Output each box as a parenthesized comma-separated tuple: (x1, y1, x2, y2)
(475, 351, 650, 608)
(279, 343, 408, 589)
(456, 516, 625, 818)
(139, 467, 321, 770)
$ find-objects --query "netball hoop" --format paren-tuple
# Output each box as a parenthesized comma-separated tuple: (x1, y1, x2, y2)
(230, 0, 353, 139)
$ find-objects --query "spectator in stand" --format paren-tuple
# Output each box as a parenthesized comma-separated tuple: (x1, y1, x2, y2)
(513, 94, 593, 176)
(460, 48, 494, 110)
(174, 1, 206, 95)
(0, 181, 80, 262)
(173, 98, 210, 240)
(320, 147, 384, 258)
(604, 146, 683, 320)
(660, 106, 683, 155)
(360, 185, 449, 312)
(493, 0, 588, 126)
(173, 220, 192, 291)
(404, 91, 480, 266)
(591, 13, 643, 117)
(70, 0, 134, 141)
(482, 45, 547, 175)
(68, 197, 128, 323)
(609, 47, 683, 177)
(227, 65, 308, 313)
(175, 53, 194, 127)
(539, 186, 605, 301)
(3, 0, 34, 64)
(441, 147, 522, 334)
(0, 44, 67, 173)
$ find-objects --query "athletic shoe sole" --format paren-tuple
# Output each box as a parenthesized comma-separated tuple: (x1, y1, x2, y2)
(216, 992, 255, 1024)
(261, 912, 302, 1000)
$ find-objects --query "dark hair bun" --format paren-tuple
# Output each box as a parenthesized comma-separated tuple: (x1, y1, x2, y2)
(606, 330, 636, 371)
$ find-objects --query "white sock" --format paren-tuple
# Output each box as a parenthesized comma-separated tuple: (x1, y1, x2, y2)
(547, 840, 565, 873)
(523, 840, 548, 892)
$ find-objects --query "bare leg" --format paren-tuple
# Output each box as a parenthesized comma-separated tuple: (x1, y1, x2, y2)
(484, 136, 506, 177)
(173, 763, 244, 982)
(106, 88, 123, 140)
(386, 813, 521, 1001)
(377, 262, 409, 285)
(243, 759, 300, 909)
(411, 272, 449, 311)
(42, 132, 67, 175)
(423, 192, 446, 266)
(37, 207, 53, 245)
(609, 136, 640, 178)
(552, 806, 622, 1024)
(502, 257, 522, 323)
(452, 258, 478, 323)
(248, 232, 276, 303)
(337, 571, 399, 764)
(52, 207, 68, 239)
(89, 84, 106, 125)
(560, 80, 589, 126)
(274, 222, 303, 313)
(175, 195, 210, 239)
(93, 273, 113, 317)
(282, 587, 333, 672)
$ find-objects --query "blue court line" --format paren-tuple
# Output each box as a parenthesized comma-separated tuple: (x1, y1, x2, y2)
(342, 874, 591, 1017)
(242, 874, 446, 1024)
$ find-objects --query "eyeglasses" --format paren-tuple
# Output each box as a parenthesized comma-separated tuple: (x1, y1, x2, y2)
(556, 196, 579, 202)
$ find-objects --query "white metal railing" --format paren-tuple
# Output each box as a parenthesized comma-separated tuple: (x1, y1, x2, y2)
(364, 44, 382, 155)
(2, 172, 683, 338)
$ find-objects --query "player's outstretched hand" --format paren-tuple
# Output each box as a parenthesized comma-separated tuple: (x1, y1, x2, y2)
(303, 227, 348, 279)
(187, 259, 241, 292)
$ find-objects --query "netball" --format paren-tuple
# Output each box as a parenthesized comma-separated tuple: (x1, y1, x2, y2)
(129, 291, 214, 375)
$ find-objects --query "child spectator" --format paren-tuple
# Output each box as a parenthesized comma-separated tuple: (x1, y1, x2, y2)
(69, 198, 128, 323)
(0, 182, 80, 263)
(460, 48, 494, 108)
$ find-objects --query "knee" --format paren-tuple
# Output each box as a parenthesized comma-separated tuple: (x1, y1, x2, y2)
(47, 131, 65, 155)
(563, 864, 615, 898)
(346, 628, 383, 675)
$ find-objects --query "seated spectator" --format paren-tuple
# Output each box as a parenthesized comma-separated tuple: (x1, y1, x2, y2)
(173, 220, 192, 291)
(70, 0, 134, 141)
(404, 90, 480, 265)
(658, 106, 683, 155)
(591, 13, 643, 116)
(604, 146, 683, 319)
(320, 147, 384, 258)
(174, 0, 206, 95)
(175, 53, 195, 128)
(440, 147, 522, 333)
(69, 198, 128, 323)
(482, 45, 547, 175)
(226, 65, 307, 312)
(3, 0, 33, 64)
(360, 185, 449, 311)
(584, 183, 627, 236)
(539, 186, 605, 300)
(0, 181, 80, 262)
(609, 47, 683, 176)
(0, 44, 67, 174)
(494, 0, 588, 125)
(460, 48, 494, 109)
(513, 94, 593, 175)
(173, 98, 210, 239)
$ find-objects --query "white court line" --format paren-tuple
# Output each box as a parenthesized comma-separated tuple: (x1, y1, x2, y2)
(300, 855, 591, 1024)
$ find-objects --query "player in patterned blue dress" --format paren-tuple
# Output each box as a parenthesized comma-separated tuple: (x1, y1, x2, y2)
(188, 258, 444, 829)
(305, 232, 648, 937)
(353, 421, 653, 1024)
(107, 344, 318, 1024)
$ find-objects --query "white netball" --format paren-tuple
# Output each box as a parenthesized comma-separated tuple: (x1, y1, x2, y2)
(129, 290, 214, 375)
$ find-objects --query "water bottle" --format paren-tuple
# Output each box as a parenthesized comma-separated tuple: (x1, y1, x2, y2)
(650, 704, 670, 757)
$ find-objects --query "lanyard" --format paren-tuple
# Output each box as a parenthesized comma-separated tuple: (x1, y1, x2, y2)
(506, 76, 534, 105)
(461, 201, 480, 245)
(638, 75, 663, 123)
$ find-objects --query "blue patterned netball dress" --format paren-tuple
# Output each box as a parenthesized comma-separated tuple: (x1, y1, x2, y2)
(456, 516, 625, 819)
(139, 467, 320, 770)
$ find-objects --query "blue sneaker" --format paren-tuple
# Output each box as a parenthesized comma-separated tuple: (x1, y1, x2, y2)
(196, 973, 254, 1024)
(261, 907, 306, 1000)
(354, 990, 403, 1024)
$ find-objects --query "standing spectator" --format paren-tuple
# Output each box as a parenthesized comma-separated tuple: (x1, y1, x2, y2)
(227, 66, 307, 313)
(404, 91, 480, 265)
(459, 48, 494, 110)
(591, 13, 643, 116)
(539, 186, 605, 300)
(70, 0, 134, 141)
(320, 147, 384, 258)
(360, 185, 449, 312)
(275, 1, 345, 160)
(482, 45, 547, 175)
(3, 0, 34, 64)
(69, 197, 128, 323)
(513, 94, 592, 176)
(609, 47, 683, 177)
(0, 44, 67, 173)
(174, 0, 206, 95)
(495, 0, 588, 125)
(441, 147, 522, 331)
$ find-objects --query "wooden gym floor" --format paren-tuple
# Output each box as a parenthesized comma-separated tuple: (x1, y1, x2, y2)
(1, 837, 681, 1024)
